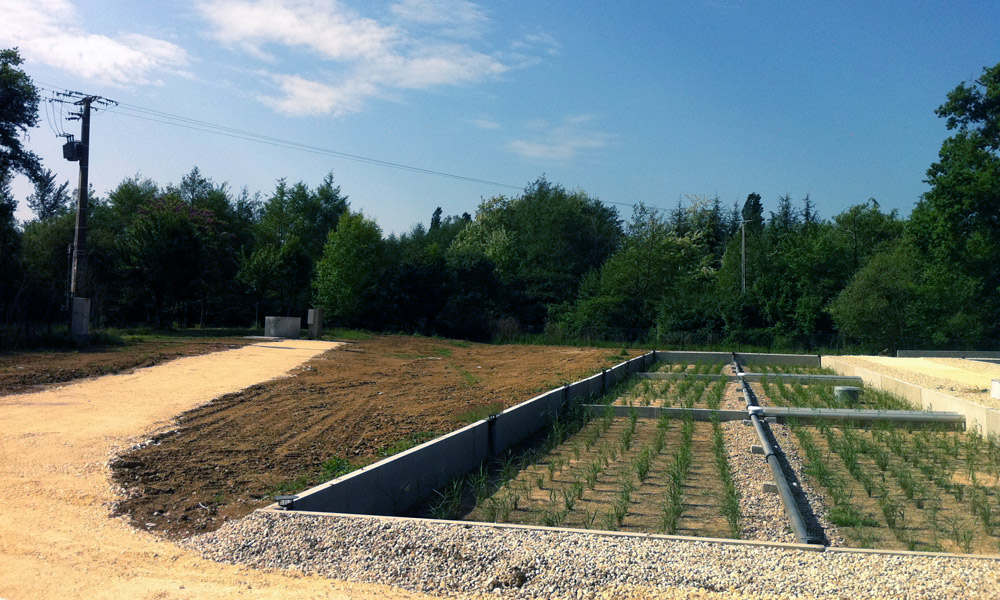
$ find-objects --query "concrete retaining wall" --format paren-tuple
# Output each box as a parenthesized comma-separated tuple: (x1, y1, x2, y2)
(737, 352, 821, 367)
(654, 350, 732, 364)
(653, 350, 820, 368)
(286, 351, 656, 515)
(637, 373, 862, 386)
(292, 420, 489, 514)
(585, 405, 747, 422)
(822, 356, 1000, 437)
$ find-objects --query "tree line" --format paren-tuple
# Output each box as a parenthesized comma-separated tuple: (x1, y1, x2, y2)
(2, 50, 998, 352)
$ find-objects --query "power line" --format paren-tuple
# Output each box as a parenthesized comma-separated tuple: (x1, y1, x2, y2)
(37, 82, 523, 192)
(35, 82, 679, 213)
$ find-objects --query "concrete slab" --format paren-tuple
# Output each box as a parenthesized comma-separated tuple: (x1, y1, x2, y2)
(307, 308, 322, 339)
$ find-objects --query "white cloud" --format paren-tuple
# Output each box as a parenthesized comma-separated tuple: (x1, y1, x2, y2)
(374, 43, 507, 88)
(390, 0, 489, 38)
(258, 73, 377, 116)
(197, 0, 514, 116)
(0, 0, 188, 86)
(508, 115, 613, 161)
(198, 0, 397, 61)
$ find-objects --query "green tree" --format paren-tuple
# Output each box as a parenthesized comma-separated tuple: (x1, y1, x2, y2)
(0, 171, 23, 324)
(314, 211, 387, 327)
(450, 177, 621, 331)
(741, 192, 764, 230)
(26, 168, 71, 220)
(907, 61, 1000, 344)
(243, 174, 348, 317)
(117, 194, 213, 325)
(19, 211, 75, 322)
(0, 48, 41, 180)
(828, 242, 922, 351)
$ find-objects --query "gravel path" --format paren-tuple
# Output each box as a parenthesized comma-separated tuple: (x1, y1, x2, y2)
(188, 510, 1000, 599)
(723, 420, 794, 543)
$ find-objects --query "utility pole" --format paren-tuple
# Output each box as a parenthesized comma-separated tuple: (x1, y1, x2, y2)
(741, 219, 746, 293)
(70, 96, 92, 300)
(53, 91, 117, 345)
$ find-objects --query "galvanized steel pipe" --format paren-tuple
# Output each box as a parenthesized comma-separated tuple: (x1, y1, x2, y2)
(740, 377, 822, 545)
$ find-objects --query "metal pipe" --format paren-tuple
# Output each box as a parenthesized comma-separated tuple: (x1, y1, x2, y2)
(741, 377, 822, 544)
(761, 407, 965, 429)
(752, 413, 821, 544)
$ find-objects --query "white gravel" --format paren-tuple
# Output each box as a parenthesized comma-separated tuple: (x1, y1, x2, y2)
(188, 510, 1000, 599)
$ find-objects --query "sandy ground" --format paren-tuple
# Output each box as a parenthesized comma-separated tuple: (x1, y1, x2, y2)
(839, 355, 1000, 410)
(0, 340, 433, 600)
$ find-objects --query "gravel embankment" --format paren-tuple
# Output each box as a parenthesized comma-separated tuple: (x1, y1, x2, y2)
(188, 511, 1000, 599)
(835, 356, 1000, 410)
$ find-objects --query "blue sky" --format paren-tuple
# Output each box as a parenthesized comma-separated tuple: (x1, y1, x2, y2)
(4, 0, 999, 234)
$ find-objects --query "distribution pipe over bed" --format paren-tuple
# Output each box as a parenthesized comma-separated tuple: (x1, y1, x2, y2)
(741, 378, 823, 545)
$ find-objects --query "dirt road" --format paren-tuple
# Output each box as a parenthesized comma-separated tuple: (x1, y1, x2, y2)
(0, 339, 432, 600)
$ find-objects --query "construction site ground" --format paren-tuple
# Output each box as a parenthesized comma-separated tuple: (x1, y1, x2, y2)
(4, 337, 998, 599)
(0, 334, 640, 599)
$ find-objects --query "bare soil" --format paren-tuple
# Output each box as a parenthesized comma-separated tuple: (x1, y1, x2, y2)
(1, 338, 432, 600)
(0, 337, 253, 395)
(110, 335, 639, 539)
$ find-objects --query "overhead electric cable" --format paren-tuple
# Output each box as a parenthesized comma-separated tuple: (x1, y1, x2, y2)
(36, 82, 676, 212)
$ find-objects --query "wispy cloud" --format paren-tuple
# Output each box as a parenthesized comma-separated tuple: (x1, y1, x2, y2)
(508, 115, 613, 162)
(196, 0, 515, 116)
(470, 117, 500, 130)
(0, 0, 188, 86)
(511, 32, 562, 55)
(390, 0, 489, 38)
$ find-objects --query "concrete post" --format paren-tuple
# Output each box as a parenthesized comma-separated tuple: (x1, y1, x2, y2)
(833, 386, 860, 403)
(992, 380, 1000, 400)
(307, 308, 323, 339)
(71, 297, 90, 346)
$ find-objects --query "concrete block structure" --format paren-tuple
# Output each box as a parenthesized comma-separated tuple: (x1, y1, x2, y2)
(264, 316, 301, 339)
(307, 309, 323, 339)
